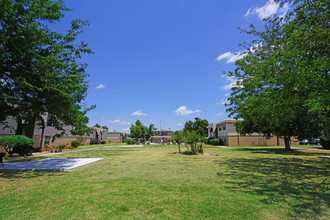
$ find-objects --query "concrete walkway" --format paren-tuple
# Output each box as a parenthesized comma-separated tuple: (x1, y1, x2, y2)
(0, 158, 103, 171)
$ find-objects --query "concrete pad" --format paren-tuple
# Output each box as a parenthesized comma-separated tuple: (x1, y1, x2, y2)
(0, 158, 103, 171)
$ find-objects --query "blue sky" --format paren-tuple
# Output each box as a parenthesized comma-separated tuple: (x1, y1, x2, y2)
(56, 0, 289, 132)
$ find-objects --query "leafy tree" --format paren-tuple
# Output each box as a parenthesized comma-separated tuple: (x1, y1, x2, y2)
(182, 130, 203, 155)
(101, 126, 108, 131)
(225, 0, 329, 150)
(172, 130, 184, 153)
(130, 120, 148, 141)
(0, 0, 94, 139)
(0, 135, 35, 156)
(145, 124, 155, 141)
(183, 117, 209, 137)
(94, 124, 101, 128)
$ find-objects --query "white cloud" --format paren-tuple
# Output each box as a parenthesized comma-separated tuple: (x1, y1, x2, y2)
(217, 99, 229, 106)
(177, 123, 183, 126)
(131, 110, 147, 116)
(216, 51, 246, 64)
(109, 119, 131, 125)
(225, 93, 230, 97)
(223, 76, 241, 90)
(96, 84, 105, 89)
(244, 7, 252, 17)
(175, 106, 201, 116)
(216, 113, 224, 116)
(245, 0, 290, 20)
(109, 119, 120, 123)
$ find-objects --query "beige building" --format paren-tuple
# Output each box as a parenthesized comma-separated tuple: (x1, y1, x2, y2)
(151, 129, 172, 143)
(208, 120, 299, 146)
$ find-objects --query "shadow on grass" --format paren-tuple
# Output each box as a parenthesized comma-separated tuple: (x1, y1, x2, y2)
(232, 147, 329, 156)
(0, 170, 64, 180)
(216, 157, 329, 219)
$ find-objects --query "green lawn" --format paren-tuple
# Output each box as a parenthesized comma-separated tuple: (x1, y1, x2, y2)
(0, 144, 329, 219)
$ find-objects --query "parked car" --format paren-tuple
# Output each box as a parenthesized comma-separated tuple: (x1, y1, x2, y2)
(309, 138, 320, 145)
(299, 139, 309, 145)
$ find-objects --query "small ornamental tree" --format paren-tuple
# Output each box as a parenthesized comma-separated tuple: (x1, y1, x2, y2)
(172, 130, 184, 153)
(0, 135, 35, 156)
(183, 130, 201, 155)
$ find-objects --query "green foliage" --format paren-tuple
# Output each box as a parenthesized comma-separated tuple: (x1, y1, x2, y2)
(58, 145, 66, 150)
(101, 140, 106, 144)
(94, 124, 101, 128)
(0, 135, 35, 156)
(181, 150, 194, 155)
(172, 130, 184, 153)
(184, 117, 209, 137)
(130, 120, 148, 140)
(225, 0, 329, 150)
(71, 141, 80, 148)
(101, 126, 108, 131)
(320, 137, 330, 149)
(0, 0, 94, 138)
(108, 139, 112, 143)
(125, 139, 137, 145)
(210, 138, 222, 146)
(182, 130, 204, 155)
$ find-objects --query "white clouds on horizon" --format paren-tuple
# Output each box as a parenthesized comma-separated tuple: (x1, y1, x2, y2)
(109, 119, 131, 125)
(131, 110, 147, 116)
(245, 0, 290, 20)
(216, 113, 224, 116)
(96, 84, 105, 89)
(175, 106, 201, 116)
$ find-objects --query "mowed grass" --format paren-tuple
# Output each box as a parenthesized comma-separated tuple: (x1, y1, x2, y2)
(0, 144, 329, 219)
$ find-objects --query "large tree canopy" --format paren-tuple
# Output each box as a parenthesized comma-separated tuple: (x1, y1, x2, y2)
(225, 0, 329, 150)
(0, 0, 94, 138)
(183, 117, 209, 137)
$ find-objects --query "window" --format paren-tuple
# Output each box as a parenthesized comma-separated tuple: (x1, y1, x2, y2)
(44, 136, 50, 145)
(219, 126, 222, 131)
(223, 124, 226, 130)
(46, 116, 53, 127)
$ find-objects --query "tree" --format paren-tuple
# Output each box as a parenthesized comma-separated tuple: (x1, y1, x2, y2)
(101, 126, 108, 131)
(129, 120, 148, 141)
(0, 0, 94, 140)
(183, 117, 209, 137)
(182, 130, 203, 155)
(172, 130, 184, 153)
(225, 0, 329, 150)
(145, 124, 155, 141)
(94, 124, 101, 128)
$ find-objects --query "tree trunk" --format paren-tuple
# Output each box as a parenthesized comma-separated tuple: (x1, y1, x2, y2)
(178, 144, 181, 153)
(24, 115, 37, 139)
(16, 117, 24, 135)
(284, 136, 291, 151)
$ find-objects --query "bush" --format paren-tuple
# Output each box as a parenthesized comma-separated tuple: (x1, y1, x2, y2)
(58, 145, 66, 150)
(101, 140, 106, 144)
(71, 141, 80, 148)
(0, 135, 35, 156)
(210, 138, 222, 145)
(90, 139, 99, 145)
(124, 139, 137, 145)
(108, 140, 112, 143)
(320, 137, 330, 149)
(182, 150, 194, 155)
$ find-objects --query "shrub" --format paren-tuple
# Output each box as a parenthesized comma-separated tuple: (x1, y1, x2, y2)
(108, 140, 112, 143)
(320, 137, 330, 149)
(0, 135, 35, 156)
(101, 140, 106, 144)
(71, 141, 80, 148)
(210, 138, 222, 146)
(124, 139, 137, 145)
(182, 150, 194, 155)
(59, 145, 66, 150)
(90, 139, 99, 145)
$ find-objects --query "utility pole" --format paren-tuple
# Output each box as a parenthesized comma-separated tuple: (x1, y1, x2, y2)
(160, 118, 163, 130)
